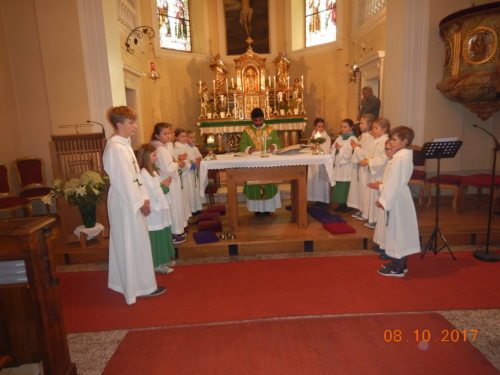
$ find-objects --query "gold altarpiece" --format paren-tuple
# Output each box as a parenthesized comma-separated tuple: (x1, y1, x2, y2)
(197, 47, 307, 152)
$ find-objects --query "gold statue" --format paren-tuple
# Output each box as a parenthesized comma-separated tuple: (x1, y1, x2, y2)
(209, 54, 228, 92)
(274, 52, 290, 90)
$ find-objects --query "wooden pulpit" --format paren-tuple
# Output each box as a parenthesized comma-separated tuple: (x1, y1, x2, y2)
(0, 217, 77, 374)
(49, 133, 109, 245)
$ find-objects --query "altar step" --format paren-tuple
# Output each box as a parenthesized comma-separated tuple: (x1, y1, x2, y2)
(51, 200, 500, 265)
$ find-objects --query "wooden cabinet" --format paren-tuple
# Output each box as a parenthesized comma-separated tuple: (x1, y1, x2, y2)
(0, 217, 76, 374)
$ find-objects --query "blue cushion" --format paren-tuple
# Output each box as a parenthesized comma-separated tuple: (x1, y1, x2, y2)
(307, 206, 346, 223)
(193, 230, 220, 244)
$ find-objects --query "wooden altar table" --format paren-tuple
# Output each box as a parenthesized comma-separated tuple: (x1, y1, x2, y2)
(199, 152, 335, 230)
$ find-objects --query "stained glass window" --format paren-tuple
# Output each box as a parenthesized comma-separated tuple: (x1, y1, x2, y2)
(305, 0, 336, 47)
(157, 0, 191, 52)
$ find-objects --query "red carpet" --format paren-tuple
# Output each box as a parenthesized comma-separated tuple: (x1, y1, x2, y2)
(59, 252, 500, 333)
(103, 313, 497, 375)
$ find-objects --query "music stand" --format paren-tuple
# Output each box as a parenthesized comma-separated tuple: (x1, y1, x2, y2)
(421, 140, 463, 260)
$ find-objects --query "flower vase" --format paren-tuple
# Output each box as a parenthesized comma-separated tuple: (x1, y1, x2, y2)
(78, 203, 97, 228)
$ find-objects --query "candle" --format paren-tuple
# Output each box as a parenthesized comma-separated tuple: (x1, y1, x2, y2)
(207, 135, 215, 144)
(231, 77, 234, 89)
(268, 76, 271, 87)
(273, 76, 276, 89)
(226, 78, 229, 93)
(301, 75, 304, 86)
(213, 80, 216, 92)
(199, 80, 202, 94)
(287, 76, 290, 89)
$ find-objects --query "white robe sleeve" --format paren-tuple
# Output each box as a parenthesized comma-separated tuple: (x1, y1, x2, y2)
(155, 146, 179, 179)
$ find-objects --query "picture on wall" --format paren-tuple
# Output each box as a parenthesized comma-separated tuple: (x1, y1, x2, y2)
(223, 0, 270, 55)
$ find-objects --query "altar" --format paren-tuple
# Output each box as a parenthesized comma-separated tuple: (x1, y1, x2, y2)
(199, 152, 335, 230)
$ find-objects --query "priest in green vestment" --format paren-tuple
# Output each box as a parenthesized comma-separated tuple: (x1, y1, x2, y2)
(239, 108, 282, 216)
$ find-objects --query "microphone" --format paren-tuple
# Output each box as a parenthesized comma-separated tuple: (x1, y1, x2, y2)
(87, 120, 106, 136)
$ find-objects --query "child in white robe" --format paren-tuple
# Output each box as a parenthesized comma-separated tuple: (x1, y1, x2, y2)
(103, 106, 165, 304)
(368, 139, 396, 256)
(349, 114, 375, 221)
(377, 126, 421, 277)
(360, 118, 390, 228)
(307, 118, 332, 205)
(151, 123, 188, 244)
(331, 119, 357, 212)
(174, 128, 195, 218)
(137, 143, 175, 274)
(186, 130, 205, 214)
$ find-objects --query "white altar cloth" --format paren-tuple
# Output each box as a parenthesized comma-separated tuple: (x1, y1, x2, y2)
(199, 151, 335, 196)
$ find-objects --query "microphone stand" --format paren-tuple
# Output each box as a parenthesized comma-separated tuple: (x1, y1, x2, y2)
(86, 120, 106, 137)
(472, 124, 500, 262)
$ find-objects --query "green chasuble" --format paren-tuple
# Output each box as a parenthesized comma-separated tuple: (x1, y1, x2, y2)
(239, 123, 281, 200)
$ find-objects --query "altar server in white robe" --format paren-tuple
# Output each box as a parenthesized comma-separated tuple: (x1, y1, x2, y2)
(368, 139, 395, 254)
(174, 128, 196, 217)
(186, 130, 205, 213)
(349, 114, 374, 220)
(377, 126, 420, 277)
(360, 118, 390, 228)
(331, 119, 357, 212)
(307, 118, 332, 204)
(151, 123, 189, 244)
(103, 106, 165, 304)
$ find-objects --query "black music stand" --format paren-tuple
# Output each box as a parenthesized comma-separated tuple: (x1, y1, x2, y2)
(421, 140, 462, 260)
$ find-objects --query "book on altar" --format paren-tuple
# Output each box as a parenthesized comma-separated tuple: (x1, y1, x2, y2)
(277, 144, 304, 155)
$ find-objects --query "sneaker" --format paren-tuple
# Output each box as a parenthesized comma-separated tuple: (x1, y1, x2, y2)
(141, 286, 167, 297)
(377, 265, 405, 277)
(172, 234, 186, 244)
(351, 213, 365, 221)
(380, 262, 408, 274)
(155, 265, 174, 274)
(168, 260, 176, 267)
(364, 222, 376, 229)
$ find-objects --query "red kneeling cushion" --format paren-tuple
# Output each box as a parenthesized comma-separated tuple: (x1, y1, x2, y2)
(322, 222, 356, 234)
(197, 212, 220, 222)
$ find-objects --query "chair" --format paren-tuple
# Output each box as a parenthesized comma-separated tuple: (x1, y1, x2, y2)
(205, 169, 221, 205)
(459, 174, 500, 209)
(14, 157, 53, 214)
(426, 174, 462, 212)
(408, 146, 428, 206)
(0, 163, 32, 217)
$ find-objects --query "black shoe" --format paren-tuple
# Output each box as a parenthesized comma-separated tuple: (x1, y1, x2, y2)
(254, 212, 263, 217)
(262, 212, 271, 216)
(380, 262, 408, 274)
(373, 246, 385, 254)
(285, 205, 292, 211)
(377, 265, 405, 278)
(142, 286, 167, 297)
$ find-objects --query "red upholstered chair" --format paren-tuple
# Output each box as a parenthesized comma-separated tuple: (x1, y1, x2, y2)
(14, 157, 53, 213)
(205, 169, 221, 205)
(409, 147, 428, 206)
(0, 163, 32, 217)
(426, 174, 462, 212)
(459, 174, 500, 209)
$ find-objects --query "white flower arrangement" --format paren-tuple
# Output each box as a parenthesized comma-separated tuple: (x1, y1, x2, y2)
(45, 171, 108, 207)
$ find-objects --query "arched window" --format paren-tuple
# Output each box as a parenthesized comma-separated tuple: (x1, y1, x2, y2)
(305, 0, 336, 47)
(156, 0, 192, 52)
